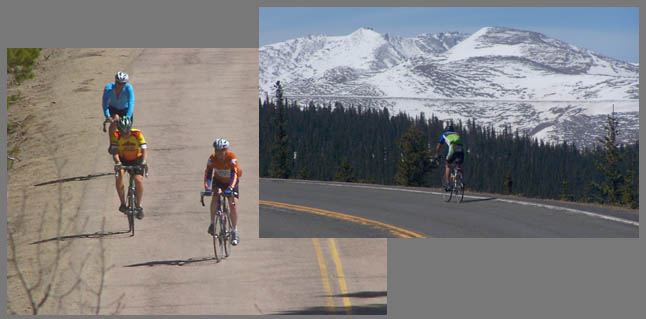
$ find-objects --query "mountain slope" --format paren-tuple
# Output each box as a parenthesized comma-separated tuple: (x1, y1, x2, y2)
(260, 27, 639, 147)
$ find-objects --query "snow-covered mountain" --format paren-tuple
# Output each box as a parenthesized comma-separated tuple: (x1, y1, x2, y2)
(260, 27, 639, 147)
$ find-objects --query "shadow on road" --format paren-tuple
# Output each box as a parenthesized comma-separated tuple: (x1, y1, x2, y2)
(460, 197, 497, 204)
(124, 256, 218, 267)
(329, 290, 387, 298)
(34, 172, 113, 186)
(30, 229, 131, 244)
(273, 304, 386, 315)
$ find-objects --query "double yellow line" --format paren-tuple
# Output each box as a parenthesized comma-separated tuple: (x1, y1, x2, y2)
(312, 238, 352, 315)
(259, 200, 426, 238)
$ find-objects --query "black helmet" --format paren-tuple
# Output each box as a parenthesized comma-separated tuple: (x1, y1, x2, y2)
(444, 120, 454, 132)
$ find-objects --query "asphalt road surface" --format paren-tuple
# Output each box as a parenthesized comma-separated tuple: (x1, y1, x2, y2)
(64, 49, 386, 315)
(260, 178, 638, 238)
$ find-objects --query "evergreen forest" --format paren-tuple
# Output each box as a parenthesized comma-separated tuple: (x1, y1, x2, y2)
(260, 82, 639, 208)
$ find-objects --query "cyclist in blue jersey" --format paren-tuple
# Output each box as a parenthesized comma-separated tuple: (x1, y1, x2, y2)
(435, 121, 465, 191)
(103, 71, 134, 147)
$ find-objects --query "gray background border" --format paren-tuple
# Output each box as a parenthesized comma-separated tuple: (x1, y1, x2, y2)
(2, 0, 643, 318)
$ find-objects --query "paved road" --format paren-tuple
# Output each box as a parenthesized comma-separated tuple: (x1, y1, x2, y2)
(260, 178, 638, 238)
(67, 49, 385, 315)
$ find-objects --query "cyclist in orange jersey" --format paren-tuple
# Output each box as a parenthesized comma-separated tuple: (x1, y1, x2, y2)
(204, 138, 242, 245)
(110, 117, 148, 219)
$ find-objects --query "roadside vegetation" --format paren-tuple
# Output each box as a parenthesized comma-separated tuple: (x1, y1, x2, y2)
(6, 48, 41, 169)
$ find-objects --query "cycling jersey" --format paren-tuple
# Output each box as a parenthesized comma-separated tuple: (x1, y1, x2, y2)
(205, 151, 241, 188)
(439, 130, 463, 147)
(110, 129, 147, 162)
(102, 82, 134, 119)
(439, 130, 464, 164)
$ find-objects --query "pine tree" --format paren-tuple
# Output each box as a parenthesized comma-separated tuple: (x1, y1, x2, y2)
(395, 125, 430, 186)
(334, 159, 356, 182)
(590, 112, 624, 205)
(268, 81, 291, 178)
(504, 169, 513, 194)
(7, 48, 41, 83)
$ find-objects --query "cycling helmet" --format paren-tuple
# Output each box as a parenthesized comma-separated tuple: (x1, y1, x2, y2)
(444, 120, 454, 132)
(115, 71, 129, 83)
(117, 116, 132, 133)
(213, 138, 229, 150)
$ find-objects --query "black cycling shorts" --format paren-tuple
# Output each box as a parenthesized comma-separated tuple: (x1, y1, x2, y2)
(213, 179, 240, 198)
(447, 151, 464, 164)
(108, 106, 133, 122)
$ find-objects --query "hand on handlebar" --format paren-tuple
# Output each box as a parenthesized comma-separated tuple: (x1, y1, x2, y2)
(223, 188, 233, 196)
(113, 162, 122, 175)
(103, 117, 112, 132)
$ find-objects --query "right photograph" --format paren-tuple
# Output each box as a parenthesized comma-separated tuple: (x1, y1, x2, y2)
(259, 7, 639, 238)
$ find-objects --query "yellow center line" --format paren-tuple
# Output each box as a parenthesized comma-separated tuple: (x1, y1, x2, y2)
(260, 200, 427, 238)
(328, 238, 352, 315)
(312, 238, 335, 312)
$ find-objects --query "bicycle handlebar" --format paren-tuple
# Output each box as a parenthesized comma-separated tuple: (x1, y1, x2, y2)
(114, 164, 149, 178)
(200, 190, 233, 206)
(102, 118, 112, 132)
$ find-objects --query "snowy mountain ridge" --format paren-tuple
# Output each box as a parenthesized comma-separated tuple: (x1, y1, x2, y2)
(260, 26, 639, 147)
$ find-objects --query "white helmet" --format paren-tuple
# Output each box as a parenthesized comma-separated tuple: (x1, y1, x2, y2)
(213, 138, 229, 150)
(115, 71, 129, 83)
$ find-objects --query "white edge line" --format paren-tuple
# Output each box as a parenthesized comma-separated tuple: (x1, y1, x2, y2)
(267, 179, 639, 227)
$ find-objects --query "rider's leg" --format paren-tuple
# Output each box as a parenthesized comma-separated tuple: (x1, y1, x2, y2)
(229, 196, 238, 229)
(209, 189, 220, 223)
(116, 169, 126, 205)
(134, 174, 144, 208)
(445, 162, 451, 186)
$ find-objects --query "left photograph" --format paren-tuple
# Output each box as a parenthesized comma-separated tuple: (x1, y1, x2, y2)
(5, 48, 386, 315)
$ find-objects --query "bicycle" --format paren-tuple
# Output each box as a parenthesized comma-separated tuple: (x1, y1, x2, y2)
(442, 163, 464, 203)
(115, 164, 148, 236)
(432, 156, 464, 203)
(201, 189, 233, 262)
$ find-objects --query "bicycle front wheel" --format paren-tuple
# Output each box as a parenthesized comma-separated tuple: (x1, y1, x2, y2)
(127, 188, 135, 236)
(212, 215, 223, 262)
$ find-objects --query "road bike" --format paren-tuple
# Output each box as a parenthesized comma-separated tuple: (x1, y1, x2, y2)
(116, 164, 147, 236)
(201, 190, 233, 262)
(442, 164, 465, 203)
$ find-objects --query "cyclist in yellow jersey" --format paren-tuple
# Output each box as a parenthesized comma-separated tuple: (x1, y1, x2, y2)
(110, 117, 148, 219)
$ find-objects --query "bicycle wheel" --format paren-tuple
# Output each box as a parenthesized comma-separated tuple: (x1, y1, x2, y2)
(212, 214, 223, 262)
(442, 175, 453, 202)
(223, 199, 232, 257)
(127, 185, 135, 236)
(455, 173, 465, 203)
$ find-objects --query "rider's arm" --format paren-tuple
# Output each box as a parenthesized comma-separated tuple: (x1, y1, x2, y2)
(141, 148, 148, 163)
(228, 166, 238, 189)
(102, 84, 111, 118)
(204, 159, 213, 190)
(435, 143, 443, 157)
(112, 152, 121, 164)
(125, 83, 135, 119)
